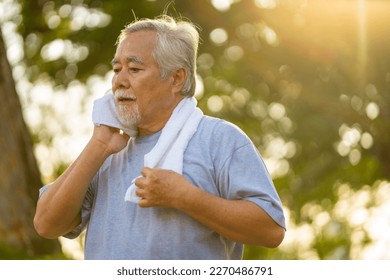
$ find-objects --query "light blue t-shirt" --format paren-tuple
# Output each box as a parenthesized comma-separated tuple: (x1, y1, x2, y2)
(47, 116, 285, 259)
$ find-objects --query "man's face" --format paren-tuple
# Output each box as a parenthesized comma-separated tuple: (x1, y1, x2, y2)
(111, 30, 182, 135)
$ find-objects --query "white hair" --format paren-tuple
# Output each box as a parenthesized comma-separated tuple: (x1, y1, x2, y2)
(117, 15, 200, 97)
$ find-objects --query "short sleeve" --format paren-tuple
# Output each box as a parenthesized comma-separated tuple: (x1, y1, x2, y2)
(213, 124, 286, 229)
(63, 182, 95, 239)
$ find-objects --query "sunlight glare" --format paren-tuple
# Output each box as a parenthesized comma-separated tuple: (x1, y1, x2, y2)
(256, 23, 279, 47)
(70, 6, 111, 31)
(263, 25, 279, 46)
(209, 28, 228, 46)
(254, 0, 277, 9)
(40, 39, 89, 63)
(349, 148, 361, 165)
(225, 45, 244, 61)
(268, 102, 286, 120)
(46, 12, 61, 29)
(365, 102, 379, 120)
(207, 95, 224, 112)
(357, 0, 367, 79)
(58, 4, 72, 18)
(41, 39, 66, 61)
(333, 181, 390, 259)
(0, 0, 21, 23)
(262, 134, 296, 176)
(279, 117, 294, 134)
(350, 208, 369, 227)
(211, 0, 236, 12)
(314, 211, 331, 228)
(360, 132, 373, 150)
(59, 237, 84, 260)
(361, 181, 390, 259)
(2, 22, 24, 64)
(197, 53, 215, 70)
(351, 95, 363, 111)
(30, 82, 54, 106)
(194, 74, 204, 99)
(231, 87, 250, 108)
(34, 144, 55, 179)
(336, 123, 371, 159)
(249, 100, 267, 119)
(279, 221, 318, 260)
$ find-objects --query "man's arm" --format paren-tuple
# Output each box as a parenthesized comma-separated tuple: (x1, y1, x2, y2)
(33, 126, 130, 239)
(135, 167, 285, 248)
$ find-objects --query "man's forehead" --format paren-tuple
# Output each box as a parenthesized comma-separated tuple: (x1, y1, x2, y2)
(119, 30, 157, 48)
(112, 31, 156, 65)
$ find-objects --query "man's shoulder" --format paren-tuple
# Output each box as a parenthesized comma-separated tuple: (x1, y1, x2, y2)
(198, 115, 237, 131)
(198, 115, 248, 138)
(195, 115, 252, 149)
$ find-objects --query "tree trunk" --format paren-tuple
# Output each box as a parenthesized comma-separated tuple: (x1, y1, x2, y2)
(0, 29, 61, 258)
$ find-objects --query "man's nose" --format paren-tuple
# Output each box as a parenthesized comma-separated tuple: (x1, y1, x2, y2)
(113, 69, 130, 89)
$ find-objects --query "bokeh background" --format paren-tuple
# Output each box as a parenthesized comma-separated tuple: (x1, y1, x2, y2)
(1, 0, 389, 260)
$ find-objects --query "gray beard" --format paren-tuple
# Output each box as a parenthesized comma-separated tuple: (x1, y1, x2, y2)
(115, 103, 141, 128)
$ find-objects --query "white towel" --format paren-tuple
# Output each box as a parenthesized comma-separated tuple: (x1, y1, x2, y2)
(92, 90, 138, 137)
(124, 97, 203, 203)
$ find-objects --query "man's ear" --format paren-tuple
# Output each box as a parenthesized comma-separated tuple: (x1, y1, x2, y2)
(172, 68, 186, 94)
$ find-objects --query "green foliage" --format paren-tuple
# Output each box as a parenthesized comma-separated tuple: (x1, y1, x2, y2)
(10, 0, 390, 259)
(0, 242, 68, 260)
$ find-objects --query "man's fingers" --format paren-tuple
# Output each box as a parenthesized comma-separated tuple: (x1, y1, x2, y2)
(134, 176, 144, 188)
(135, 188, 144, 197)
(140, 167, 152, 177)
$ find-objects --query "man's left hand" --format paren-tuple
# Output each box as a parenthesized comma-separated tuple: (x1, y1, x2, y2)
(134, 167, 190, 208)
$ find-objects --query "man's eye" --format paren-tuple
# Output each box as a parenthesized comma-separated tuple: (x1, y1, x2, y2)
(113, 68, 120, 74)
(129, 68, 141, 73)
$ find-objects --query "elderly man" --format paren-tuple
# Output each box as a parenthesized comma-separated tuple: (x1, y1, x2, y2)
(34, 16, 286, 260)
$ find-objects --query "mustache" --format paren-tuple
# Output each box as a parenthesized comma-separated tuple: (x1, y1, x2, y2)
(114, 90, 137, 101)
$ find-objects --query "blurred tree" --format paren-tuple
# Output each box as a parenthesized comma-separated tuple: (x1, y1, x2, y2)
(0, 29, 61, 259)
(3, 0, 389, 259)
